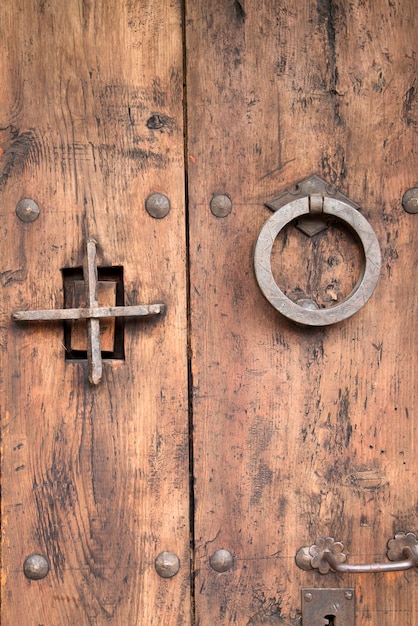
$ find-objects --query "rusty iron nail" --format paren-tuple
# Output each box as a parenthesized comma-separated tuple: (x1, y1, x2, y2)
(209, 549, 234, 573)
(16, 198, 40, 223)
(155, 551, 180, 578)
(145, 193, 171, 219)
(402, 188, 418, 214)
(23, 554, 50, 580)
(304, 592, 313, 602)
(210, 194, 232, 218)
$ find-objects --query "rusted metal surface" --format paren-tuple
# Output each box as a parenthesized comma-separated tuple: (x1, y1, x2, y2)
(254, 190, 382, 326)
(302, 588, 355, 625)
(13, 239, 165, 385)
(296, 533, 418, 574)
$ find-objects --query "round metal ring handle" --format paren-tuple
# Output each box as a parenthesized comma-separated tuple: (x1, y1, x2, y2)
(254, 196, 381, 326)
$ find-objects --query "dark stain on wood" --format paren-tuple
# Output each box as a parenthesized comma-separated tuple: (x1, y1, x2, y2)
(320, 145, 347, 186)
(250, 461, 273, 505)
(403, 83, 417, 126)
(146, 113, 176, 133)
(344, 468, 388, 491)
(317, 0, 338, 90)
(247, 589, 300, 625)
(0, 269, 26, 287)
(337, 387, 353, 448)
(317, 0, 345, 125)
(233, 0, 246, 23)
(0, 126, 38, 188)
(33, 469, 70, 583)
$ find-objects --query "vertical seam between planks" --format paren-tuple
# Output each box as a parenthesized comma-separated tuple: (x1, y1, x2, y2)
(181, 1, 196, 623)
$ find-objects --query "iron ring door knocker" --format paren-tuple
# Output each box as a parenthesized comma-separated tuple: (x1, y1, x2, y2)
(254, 177, 381, 326)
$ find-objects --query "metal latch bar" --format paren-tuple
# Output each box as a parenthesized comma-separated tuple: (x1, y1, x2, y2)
(13, 238, 165, 385)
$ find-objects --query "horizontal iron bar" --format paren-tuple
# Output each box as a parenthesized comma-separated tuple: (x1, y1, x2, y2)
(13, 304, 165, 322)
(324, 547, 418, 574)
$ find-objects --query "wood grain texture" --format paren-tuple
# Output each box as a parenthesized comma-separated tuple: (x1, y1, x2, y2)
(1, 1, 417, 624)
(1, 1, 190, 624)
(186, 0, 417, 624)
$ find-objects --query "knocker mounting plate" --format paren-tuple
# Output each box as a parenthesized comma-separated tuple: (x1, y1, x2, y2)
(254, 175, 381, 326)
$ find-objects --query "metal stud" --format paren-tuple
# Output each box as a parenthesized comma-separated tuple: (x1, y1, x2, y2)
(209, 549, 234, 573)
(145, 193, 171, 219)
(210, 194, 232, 218)
(23, 553, 50, 580)
(402, 188, 418, 214)
(295, 546, 314, 571)
(16, 198, 40, 223)
(154, 551, 180, 578)
(296, 297, 320, 311)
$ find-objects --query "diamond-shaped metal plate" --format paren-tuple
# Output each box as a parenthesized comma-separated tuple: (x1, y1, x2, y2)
(302, 588, 355, 625)
(296, 216, 329, 237)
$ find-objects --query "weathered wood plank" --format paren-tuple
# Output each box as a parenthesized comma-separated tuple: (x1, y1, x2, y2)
(1, 1, 189, 624)
(187, 0, 417, 623)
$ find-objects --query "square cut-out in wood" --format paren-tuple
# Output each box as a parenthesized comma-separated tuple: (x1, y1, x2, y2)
(62, 266, 125, 360)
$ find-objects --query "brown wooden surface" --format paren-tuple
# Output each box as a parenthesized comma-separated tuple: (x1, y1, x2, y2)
(1, 1, 190, 624)
(187, 1, 417, 624)
(2, 1, 418, 625)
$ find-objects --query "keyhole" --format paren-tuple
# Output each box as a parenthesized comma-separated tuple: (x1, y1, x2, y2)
(324, 616, 336, 625)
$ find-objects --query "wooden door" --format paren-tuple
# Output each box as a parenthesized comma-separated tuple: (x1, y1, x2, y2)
(186, 1, 417, 625)
(1, 1, 417, 625)
(1, 1, 190, 624)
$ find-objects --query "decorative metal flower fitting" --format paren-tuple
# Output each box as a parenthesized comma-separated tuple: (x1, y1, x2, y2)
(387, 532, 418, 563)
(309, 537, 347, 574)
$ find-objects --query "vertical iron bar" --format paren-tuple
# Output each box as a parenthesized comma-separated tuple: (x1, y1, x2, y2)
(84, 239, 102, 385)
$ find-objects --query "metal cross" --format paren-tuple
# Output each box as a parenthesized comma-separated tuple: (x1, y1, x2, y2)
(13, 239, 165, 385)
